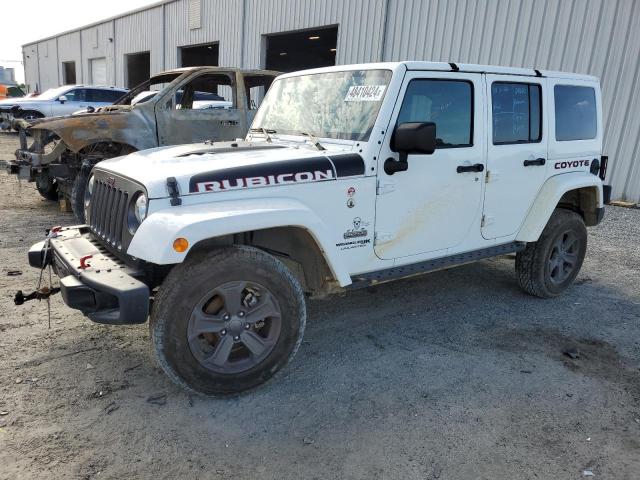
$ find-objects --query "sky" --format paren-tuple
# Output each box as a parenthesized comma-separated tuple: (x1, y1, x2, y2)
(1, 0, 160, 84)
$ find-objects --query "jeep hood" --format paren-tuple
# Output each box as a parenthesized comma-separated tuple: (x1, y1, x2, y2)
(95, 141, 365, 199)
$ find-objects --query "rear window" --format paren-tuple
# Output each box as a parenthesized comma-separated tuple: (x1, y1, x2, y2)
(554, 85, 597, 141)
(491, 82, 542, 144)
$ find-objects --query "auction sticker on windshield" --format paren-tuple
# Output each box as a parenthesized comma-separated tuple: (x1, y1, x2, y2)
(344, 85, 386, 102)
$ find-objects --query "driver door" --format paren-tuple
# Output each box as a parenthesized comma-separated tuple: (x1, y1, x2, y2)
(155, 73, 245, 145)
(55, 88, 89, 115)
(374, 71, 486, 260)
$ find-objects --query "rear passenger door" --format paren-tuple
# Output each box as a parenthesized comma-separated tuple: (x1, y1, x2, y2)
(482, 75, 547, 239)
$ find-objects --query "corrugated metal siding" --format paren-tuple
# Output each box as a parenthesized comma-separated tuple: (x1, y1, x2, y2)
(20, 0, 640, 201)
(243, 0, 386, 68)
(164, 0, 242, 68)
(22, 45, 39, 93)
(80, 22, 116, 85)
(36, 39, 58, 90)
(57, 31, 82, 84)
(382, 0, 640, 202)
(115, 6, 164, 85)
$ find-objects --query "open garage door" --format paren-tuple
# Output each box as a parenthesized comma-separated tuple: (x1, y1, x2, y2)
(265, 26, 338, 72)
(90, 58, 107, 85)
(180, 43, 219, 67)
(126, 51, 151, 88)
(62, 61, 76, 84)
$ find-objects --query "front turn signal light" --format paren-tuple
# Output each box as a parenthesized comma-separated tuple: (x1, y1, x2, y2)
(173, 238, 189, 253)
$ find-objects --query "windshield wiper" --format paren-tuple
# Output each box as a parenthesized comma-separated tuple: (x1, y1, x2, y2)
(249, 127, 276, 143)
(300, 132, 326, 151)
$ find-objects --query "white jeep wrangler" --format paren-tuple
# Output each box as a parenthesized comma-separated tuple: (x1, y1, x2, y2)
(27, 62, 609, 395)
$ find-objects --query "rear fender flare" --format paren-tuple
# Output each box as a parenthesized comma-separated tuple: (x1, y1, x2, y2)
(516, 173, 603, 242)
(127, 197, 352, 287)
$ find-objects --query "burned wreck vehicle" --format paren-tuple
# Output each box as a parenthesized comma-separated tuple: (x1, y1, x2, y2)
(8, 67, 279, 220)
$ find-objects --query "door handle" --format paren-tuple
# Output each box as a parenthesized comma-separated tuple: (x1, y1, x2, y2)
(523, 158, 546, 167)
(457, 163, 484, 173)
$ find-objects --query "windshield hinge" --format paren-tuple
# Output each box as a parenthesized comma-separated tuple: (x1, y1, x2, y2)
(167, 177, 182, 206)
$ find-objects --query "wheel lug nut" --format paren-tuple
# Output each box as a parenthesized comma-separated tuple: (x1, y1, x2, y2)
(245, 323, 250, 329)
(221, 329, 227, 335)
(233, 336, 240, 341)
(238, 311, 245, 317)
(223, 314, 230, 321)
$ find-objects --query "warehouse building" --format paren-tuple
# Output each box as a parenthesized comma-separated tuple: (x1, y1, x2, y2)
(21, 0, 640, 202)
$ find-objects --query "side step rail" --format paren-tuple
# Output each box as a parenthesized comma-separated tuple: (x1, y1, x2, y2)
(348, 242, 525, 289)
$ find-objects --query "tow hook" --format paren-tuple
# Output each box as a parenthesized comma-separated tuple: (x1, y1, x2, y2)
(14, 286, 61, 305)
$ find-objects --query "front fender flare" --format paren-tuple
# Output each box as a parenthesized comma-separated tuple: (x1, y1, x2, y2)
(516, 173, 603, 242)
(127, 197, 352, 287)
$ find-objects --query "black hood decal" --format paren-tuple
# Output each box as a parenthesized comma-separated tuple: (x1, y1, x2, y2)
(188, 153, 365, 193)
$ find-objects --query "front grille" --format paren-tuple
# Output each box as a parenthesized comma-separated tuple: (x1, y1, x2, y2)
(89, 180, 129, 249)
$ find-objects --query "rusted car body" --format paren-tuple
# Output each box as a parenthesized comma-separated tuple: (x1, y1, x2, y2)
(8, 67, 279, 218)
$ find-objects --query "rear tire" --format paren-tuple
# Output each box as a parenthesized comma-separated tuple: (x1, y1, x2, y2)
(35, 173, 58, 201)
(516, 209, 587, 298)
(150, 246, 307, 396)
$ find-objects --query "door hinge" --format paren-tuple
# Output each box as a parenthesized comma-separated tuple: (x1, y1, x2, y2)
(485, 170, 500, 183)
(374, 232, 393, 245)
(376, 181, 395, 195)
(481, 215, 495, 228)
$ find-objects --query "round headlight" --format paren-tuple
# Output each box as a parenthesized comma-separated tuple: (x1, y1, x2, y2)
(134, 193, 148, 223)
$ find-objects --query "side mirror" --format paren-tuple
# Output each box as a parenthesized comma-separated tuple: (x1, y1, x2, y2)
(58, 95, 68, 104)
(385, 122, 436, 175)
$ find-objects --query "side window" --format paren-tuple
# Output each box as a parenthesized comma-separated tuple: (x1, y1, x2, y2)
(88, 89, 125, 103)
(172, 74, 235, 110)
(397, 79, 472, 148)
(554, 85, 597, 141)
(62, 89, 86, 102)
(492, 82, 542, 144)
(244, 74, 275, 110)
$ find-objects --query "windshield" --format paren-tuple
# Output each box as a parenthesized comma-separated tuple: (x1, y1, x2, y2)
(36, 86, 72, 100)
(252, 69, 392, 141)
(115, 72, 183, 105)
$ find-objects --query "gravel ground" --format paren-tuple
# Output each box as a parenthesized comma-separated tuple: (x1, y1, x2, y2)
(0, 130, 639, 480)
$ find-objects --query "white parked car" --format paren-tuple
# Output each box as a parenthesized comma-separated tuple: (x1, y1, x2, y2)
(25, 61, 609, 395)
(0, 85, 127, 128)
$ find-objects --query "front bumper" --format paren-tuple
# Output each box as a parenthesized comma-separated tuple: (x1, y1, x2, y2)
(29, 226, 150, 324)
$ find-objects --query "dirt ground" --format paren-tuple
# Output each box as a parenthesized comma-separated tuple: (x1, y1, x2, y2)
(0, 130, 639, 480)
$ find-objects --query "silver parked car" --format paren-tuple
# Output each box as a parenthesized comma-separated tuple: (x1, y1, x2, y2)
(0, 85, 127, 129)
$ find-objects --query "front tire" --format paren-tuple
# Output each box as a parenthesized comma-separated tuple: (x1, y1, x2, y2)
(516, 209, 587, 298)
(150, 246, 307, 395)
(71, 162, 91, 222)
(35, 173, 58, 201)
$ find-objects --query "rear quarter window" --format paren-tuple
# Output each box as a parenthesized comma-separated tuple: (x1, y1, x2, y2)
(554, 85, 597, 141)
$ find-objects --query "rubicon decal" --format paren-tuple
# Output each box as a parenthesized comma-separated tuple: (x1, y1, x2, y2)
(196, 170, 334, 192)
(555, 159, 591, 169)
(189, 154, 365, 193)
